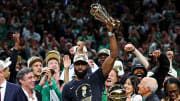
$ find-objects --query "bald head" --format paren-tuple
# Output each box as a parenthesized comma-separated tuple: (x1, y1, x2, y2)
(138, 77, 158, 97)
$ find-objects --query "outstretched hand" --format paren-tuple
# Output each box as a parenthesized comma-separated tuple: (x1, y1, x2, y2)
(63, 55, 71, 69)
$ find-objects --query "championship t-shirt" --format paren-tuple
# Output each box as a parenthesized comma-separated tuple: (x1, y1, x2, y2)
(62, 68, 106, 101)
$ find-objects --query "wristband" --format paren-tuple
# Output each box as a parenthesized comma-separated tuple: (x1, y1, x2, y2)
(108, 32, 115, 37)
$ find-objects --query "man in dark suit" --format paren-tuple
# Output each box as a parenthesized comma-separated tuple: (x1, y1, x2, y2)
(0, 58, 27, 101)
(16, 68, 42, 101)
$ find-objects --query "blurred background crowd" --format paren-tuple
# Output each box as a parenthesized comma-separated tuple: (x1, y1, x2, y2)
(0, 0, 180, 76)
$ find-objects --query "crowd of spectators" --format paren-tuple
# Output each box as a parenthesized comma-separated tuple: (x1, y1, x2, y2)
(0, 0, 180, 101)
(0, 0, 180, 69)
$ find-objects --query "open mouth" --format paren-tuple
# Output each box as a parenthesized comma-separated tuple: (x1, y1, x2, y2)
(136, 73, 144, 78)
(170, 95, 176, 99)
(37, 70, 42, 73)
(125, 88, 129, 91)
(106, 79, 112, 83)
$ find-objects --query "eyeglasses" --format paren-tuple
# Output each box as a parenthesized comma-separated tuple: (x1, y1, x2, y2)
(74, 62, 88, 66)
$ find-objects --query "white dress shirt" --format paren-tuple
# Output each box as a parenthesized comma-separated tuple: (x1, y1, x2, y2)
(0, 80, 7, 101)
(22, 88, 38, 101)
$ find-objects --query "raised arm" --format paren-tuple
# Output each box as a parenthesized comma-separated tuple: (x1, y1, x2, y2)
(9, 33, 20, 83)
(63, 55, 71, 83)
(75, 41, 88, 56)
(166, 51, 173, 69)
(151, 50, 169, 91)
(102, 23, 118, 76)
(124, 43, 150, 70)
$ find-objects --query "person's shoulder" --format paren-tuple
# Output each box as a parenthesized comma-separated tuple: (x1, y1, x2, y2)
(6, 82, 22, 92)
(147, 93, 160, 101)
(90, 67, 104, 78)
(133, 94, 142, 99)
(152, 94, 160, 100)
(7, 82, 21, 88)
(63, 80, 76, 88)
(92, 68, 103, 75)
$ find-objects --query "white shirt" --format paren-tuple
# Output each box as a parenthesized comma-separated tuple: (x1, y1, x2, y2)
(60, 65, 75, 81)
(0, 80, 7, 101)
(131, 94, 142, 101)
(22, 87, 38, 101)
(90, 62, 99, 73)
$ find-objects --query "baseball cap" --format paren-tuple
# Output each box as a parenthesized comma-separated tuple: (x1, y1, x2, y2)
(131, 64, 147, 76)
(0, 57, 12, 70)
(73, 54, 88, 63)
(97, 48, 110, 56)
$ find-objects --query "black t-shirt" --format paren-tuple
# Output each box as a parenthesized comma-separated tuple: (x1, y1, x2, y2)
(62, 68, 106, 101)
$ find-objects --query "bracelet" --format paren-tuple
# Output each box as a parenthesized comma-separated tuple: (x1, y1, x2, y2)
(108, 32, 115, 37)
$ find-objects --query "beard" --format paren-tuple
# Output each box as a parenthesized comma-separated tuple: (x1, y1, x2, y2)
(74, 68, 88, 79)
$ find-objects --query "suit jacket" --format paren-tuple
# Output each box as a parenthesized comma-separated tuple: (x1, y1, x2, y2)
(24, 90, 42, 101)
(145, 93, 160, 101)
(4, 82, 27, 101)
(35, 91, 42, 101)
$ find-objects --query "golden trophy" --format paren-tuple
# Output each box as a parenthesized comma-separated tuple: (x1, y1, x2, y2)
(108, 84, 126, 101)
(90, 3, 120, 28)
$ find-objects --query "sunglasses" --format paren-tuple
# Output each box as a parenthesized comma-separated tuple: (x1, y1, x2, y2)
(168, 89, 179, 94)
